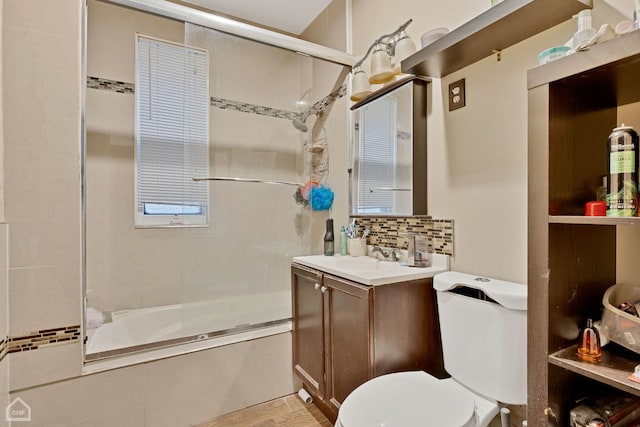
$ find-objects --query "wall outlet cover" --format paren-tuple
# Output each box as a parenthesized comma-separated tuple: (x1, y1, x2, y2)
(449, 78, 465, 111)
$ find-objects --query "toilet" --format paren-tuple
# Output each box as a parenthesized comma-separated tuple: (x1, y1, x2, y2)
(335, 271, 527, 427)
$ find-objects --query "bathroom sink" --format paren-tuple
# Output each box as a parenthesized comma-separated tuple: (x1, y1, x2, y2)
(292, 254, 450, 286)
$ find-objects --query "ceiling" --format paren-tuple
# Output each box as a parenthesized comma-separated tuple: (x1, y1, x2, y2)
(181, 0, 333, 35)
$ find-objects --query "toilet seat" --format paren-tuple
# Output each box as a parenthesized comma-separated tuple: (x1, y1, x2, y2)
(337, 371, 497, 427)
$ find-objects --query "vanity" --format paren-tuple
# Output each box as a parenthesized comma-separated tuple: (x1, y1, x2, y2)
(291, 254, 449, 422)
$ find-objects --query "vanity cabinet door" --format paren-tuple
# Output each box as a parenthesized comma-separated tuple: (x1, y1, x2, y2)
(324, 274, 372, 412)
(292, 266, 325, 397)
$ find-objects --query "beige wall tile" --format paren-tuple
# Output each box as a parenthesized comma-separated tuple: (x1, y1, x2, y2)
(9, 333, 292, 426)
(9, 342, 83, 391)
(4, 0, 81, 40)
(142, 333, 294, 427)
(4, 146, 81, 222)
(87, 0, 184, 82)
(0, 358, 7, 427)
(238, 332, 296, 405)
(8, 265, 81, 335)
(3, 23, 81, 153)
(11, 362, 145, 427)
(0, 224, 8, 339)
(7, 219, 81, 270)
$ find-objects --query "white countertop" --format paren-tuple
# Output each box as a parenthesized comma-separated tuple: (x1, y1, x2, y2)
(292, 253, 450, 286)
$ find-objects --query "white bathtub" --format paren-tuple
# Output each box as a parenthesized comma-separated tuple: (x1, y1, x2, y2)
(84, 290, 291, 371)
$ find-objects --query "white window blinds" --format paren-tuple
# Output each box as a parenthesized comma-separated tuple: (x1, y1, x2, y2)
(135, 35, 209, 227)
(357, 96, 397, 214)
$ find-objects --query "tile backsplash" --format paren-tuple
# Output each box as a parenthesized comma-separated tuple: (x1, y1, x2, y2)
(352, 216, 454, 256)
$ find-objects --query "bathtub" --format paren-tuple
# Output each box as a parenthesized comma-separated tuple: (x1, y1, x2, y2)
(84, 289, 291, 372)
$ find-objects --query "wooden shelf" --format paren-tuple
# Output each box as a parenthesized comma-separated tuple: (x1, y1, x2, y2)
(549, 215, 640, 225)
(549, 345, 640, 397)
(401, 0, 592, 78)
(350, 75, 431, 111)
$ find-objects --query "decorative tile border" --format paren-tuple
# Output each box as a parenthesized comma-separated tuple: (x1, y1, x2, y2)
(210, 96, 298, 120)
(0, 336, 6, 363)
(86, 76, 135, 94)
(86, 75, 347, 124)
(352, 216, 454, 256)
(5, 325, 81, 355)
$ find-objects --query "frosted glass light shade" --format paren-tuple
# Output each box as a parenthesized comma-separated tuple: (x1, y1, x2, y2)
(393, 35, 417, 74)
(369, 44, 394, 84)
(350, 69, 372, 102)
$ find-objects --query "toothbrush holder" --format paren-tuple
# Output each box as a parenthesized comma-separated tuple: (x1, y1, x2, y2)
(347, 238, 367, 257)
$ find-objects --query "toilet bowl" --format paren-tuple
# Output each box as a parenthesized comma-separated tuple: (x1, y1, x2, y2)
(335, 371, 499, 427)
(335, 271, 527, 427)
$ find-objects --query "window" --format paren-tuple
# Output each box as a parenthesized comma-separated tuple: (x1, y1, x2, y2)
(356, 96, 397, 214)
(135, 35, 209, 227)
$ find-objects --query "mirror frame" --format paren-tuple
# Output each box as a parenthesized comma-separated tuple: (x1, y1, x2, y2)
(350, 75, 431, 216)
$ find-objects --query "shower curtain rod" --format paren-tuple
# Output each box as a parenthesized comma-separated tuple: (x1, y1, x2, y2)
(192, 176, 303, 187)
(102, 0, 357, 67)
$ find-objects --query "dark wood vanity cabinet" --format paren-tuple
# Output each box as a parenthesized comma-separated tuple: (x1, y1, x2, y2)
(291, 263, 446, 421)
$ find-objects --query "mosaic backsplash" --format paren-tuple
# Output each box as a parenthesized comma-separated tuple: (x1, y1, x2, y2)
(353, 216, 454, 256)
(1, 325, 81, 358)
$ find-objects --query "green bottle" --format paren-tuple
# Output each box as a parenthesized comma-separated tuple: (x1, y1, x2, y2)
(340, 226, 347, 255)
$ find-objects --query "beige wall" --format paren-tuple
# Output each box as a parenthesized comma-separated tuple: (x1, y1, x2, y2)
(351, 0, 625, 284)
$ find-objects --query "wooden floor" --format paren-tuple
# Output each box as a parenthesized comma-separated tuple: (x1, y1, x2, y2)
(195, 394, 333, 427)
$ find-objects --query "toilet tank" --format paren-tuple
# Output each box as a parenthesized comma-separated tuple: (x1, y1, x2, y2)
(433, 271, 527, 405)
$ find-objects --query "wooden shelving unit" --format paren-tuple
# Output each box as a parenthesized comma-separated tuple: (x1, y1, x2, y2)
(528, 30, 640, 426)
(549, 345, 640, 397)
(549, 216, 640, 225)
(401, 0, 592, 78)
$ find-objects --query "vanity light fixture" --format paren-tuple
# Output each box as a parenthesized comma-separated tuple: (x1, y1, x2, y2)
(349, 19, 417, 102)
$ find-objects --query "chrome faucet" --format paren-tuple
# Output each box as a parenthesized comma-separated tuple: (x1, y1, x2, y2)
(399, 233, 431, 267)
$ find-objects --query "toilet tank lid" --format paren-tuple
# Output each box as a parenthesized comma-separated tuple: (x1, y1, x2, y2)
(433, 271, 527, 311)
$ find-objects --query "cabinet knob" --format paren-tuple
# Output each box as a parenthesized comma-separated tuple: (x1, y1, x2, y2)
(314, 283, 320, 290)
(320, 286, 327, 293)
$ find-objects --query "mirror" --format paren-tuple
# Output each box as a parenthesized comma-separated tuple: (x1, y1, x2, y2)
(350, 75, 429, 216)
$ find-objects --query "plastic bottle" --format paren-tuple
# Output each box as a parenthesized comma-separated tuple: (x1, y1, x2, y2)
(324, 218, 334, 256)
(340, 226, 347, 256)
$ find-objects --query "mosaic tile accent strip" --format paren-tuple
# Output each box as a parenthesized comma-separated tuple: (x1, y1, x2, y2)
(0, 336, 7, 363)
(6, 325, 81, 355)
(86, 75, 347, 124)
(87, 76, 135, 94)
(210, 96, 298, 120)
(352, 216, 454, 256)
(303, 85, 347, 119)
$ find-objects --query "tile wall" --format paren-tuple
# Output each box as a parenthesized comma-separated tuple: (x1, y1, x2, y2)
(4, 0, 84, 390)
(352, 216, 454, 256)
(11, 333, 295, 426)
(2, 0, 331, 425)
(1, 225, 8, 427)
